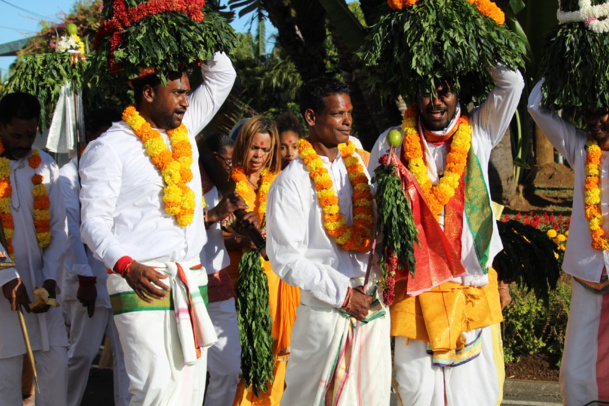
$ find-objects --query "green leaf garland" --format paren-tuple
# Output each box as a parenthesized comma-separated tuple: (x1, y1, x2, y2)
(235, 250, 275, 397)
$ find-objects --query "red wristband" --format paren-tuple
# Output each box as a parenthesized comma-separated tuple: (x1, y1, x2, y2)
(114, 256, 135, 277)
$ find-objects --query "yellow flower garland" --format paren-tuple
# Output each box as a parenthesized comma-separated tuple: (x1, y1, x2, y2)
(0, 147, 51, 259)
(231, 166, 277, 224)
(401, 114, 472, 217)
(584, 138, 609, 250)
(298, 138, 373, 252)
(123, 105, 196, 227)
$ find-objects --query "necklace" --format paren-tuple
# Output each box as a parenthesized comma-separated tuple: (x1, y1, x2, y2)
(123, 105, 196, 227)
(401, 112, 472, 217)
(584, 138, 609, 250)
(297, 138, 373, 252)
(231, 166, 277, 224)
(0, 147, 51, 259)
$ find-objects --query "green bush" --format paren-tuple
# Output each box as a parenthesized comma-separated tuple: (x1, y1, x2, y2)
(502, 274, 571, 365)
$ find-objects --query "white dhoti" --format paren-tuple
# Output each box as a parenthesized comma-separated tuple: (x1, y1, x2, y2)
(64, 302, 131, 406)
(107, 258, 217, 406)
(0, 346, 68, 406)
(281, 290, 392, 406)
(394, 324, 504, 406)
(204, 297, 241, 406)
(560, 279, 609, 406)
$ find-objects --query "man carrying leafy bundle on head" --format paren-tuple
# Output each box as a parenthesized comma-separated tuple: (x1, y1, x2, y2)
(528, 1, 609, 404)
(364, 0, 525, 404)
(79, 1, 237, 404)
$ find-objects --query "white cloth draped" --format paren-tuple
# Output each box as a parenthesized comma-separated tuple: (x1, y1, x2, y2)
(46, 83, 84, 156)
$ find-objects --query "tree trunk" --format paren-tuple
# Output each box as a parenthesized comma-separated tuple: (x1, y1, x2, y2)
(262, 0, 327, 81)
(535, 125, 555, 166)
(489, 128, 516, 205)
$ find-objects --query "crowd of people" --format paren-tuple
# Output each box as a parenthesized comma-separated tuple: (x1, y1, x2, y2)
(1, 2, 609, 406)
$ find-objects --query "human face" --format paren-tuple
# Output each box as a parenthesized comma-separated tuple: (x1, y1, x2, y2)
(417, 81, 458, 131)
(246, 132, 272, 175)
(0, 117, 38, 160)
(148, 72, 190, 130)
(306, 93, 352, 150)
(585, 108, 609, 149)
(214, 146, 234, 172)
(280, 130, 300, 168)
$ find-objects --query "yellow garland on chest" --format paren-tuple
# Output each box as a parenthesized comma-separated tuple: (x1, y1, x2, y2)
(297, 138, 373, 252)
(0, 148, 51, 259)
(231, 166, 277, 225)
(122, 106, 196, 227)
(401, 115, 472, 217)
(584, 138, 609, 250)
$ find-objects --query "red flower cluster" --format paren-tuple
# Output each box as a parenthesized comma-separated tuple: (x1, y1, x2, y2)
(502, 211, 571, 235)
(94, 0, 206, 73)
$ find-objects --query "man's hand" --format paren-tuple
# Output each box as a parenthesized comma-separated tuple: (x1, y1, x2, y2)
(206, 193, 249, 226)
(2, 278, 30, 312)
(124, 262, 170, 303)
(342, 286, 372, 322)
(234, 211, 261, 235)
(31, 279, 58, 314)
(498, 281, 512, 311)
(77, 276, 97, 318)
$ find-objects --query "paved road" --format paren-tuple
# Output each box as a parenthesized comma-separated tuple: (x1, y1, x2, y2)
(77, 366, 563, 406)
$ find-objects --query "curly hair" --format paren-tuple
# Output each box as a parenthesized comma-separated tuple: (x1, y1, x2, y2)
(299, 77, 350, 116)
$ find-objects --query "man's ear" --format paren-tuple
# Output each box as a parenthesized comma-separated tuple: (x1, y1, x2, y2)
(142, 84, 156, 104)
(304, 108, 316, 127)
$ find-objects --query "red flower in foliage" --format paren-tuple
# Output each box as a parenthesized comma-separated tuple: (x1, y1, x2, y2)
(94, 0, 206, 72)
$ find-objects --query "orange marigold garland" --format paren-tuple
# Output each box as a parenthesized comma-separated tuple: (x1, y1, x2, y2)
(0, 145, 51, 259)
(467, 0, 505, 25)
(298, 138, 374, 252)
(401, 113, 472, 217)
(123, 105, 196, 227)
(231, 166, 278, 225)
(584, 138, 609, 251)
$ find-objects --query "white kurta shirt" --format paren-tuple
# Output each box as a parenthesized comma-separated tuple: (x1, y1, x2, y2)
(266, 151, 370, 308)
(201, 186, 230, 275)
(79, 52, 236, 269)
(59, 157, 110, 307)
(528, 80, 608, 283)
(369, 66, 524, 287)
(0, 147, 68, 358)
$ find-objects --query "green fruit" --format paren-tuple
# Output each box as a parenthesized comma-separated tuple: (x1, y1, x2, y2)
(66, 23, 78, 35)
(386, 129, 402, 148)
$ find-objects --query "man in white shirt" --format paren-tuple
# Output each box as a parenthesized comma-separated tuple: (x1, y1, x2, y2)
(79, 52, 236, 405)
(0, 92, 69, 406)
(368, 65, 524, 405)
(266, 77, 392, 405)
(528, 81, 609, 405)
(59, 108, 131, 406)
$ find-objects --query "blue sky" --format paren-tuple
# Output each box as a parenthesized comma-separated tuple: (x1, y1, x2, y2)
(0, 0, 273, 76)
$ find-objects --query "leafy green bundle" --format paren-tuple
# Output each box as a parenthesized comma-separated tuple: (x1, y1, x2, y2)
(6, 53, 88, 131)
(235, 250, 275, 396)
(540, 22, 609, 112)
(373, 155, 420, 305)
(358, 0, 526, 104)
(88, 0, 237, 92)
